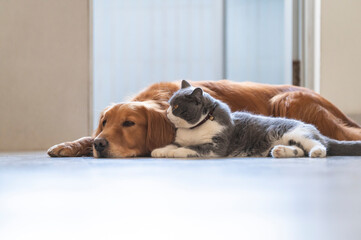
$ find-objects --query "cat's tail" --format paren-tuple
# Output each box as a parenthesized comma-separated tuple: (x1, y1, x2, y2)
(326, 138, 361, 156)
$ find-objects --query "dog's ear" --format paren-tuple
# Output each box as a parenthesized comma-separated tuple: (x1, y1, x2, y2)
(93, 105, 112, 137)
(145, 107, 175, 152)
(181, 80, 192, 89)
(149, 100, 170, 110)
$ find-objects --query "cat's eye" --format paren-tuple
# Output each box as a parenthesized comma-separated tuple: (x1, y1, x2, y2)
(123, 120, 135, 127)
(102, 120, 107, 127)
(173, 105, 179, 110)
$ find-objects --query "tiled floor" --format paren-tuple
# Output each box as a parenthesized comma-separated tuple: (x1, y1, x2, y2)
(1, 152, 361, 240)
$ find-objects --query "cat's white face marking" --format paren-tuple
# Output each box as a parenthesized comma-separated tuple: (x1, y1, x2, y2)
(167, 106, 206, 129)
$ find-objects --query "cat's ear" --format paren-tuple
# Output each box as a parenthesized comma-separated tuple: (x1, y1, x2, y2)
(191, 87, 203, 98)
(181, 80, 191, 89)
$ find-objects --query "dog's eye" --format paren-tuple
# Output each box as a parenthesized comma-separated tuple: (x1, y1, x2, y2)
(102, 120, 107, 127)
(173, 105, 179, 110)
(123, 121, 135, 127)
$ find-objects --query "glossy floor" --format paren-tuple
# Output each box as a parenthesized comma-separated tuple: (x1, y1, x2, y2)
(1, 152, 361, 240)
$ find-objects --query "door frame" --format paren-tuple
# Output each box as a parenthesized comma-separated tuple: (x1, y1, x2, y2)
(294, 0, 321, 92)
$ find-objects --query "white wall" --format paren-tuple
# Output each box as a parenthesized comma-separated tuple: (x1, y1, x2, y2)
(226, 0, 292, 85)
(320, 0, 361, 119)
(92, 0, 224, 129)
(0, 0, 90, 151)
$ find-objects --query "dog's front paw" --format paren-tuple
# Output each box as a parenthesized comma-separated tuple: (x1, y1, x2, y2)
(47, 143, 77, 157)
(47, 137, 93, 157)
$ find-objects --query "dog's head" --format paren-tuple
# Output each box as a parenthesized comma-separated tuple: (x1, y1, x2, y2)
(93, 101, 175, 158)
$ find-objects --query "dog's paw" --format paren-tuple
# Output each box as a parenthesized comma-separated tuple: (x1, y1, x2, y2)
(47, 143, 78, 157)
(47, 137, 93, 157)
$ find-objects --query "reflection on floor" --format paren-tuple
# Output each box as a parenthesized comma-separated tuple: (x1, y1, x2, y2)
(1, 152, 361, 240)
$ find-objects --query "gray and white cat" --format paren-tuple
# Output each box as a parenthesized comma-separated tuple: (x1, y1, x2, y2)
(151, 80, 361, 158)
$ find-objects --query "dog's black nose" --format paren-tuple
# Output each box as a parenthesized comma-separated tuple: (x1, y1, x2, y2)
(94, 138, 109, 153)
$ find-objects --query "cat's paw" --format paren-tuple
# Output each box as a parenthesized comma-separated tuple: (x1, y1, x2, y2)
(151, 145, 179, 158)
(170, 148, 198, 158)
(309, 146, 327, 158)
(271, 145, 304, 158)
(151, 147, 172, 158)
(271, 145, 289, 158)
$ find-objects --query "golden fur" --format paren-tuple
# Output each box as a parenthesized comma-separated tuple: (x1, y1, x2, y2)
(48, 80, 361, 158)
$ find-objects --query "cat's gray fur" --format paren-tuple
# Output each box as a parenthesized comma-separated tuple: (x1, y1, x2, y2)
(151, 80, 361, 158)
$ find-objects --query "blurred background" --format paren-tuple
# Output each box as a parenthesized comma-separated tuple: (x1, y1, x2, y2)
(92, 0, 292, 124)
(1, 0, 361, 151)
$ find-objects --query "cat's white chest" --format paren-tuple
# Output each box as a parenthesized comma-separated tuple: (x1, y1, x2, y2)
(175, 120, 224, 146)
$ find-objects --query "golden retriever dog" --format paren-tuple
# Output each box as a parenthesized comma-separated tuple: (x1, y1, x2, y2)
(48, 80, 361, 158)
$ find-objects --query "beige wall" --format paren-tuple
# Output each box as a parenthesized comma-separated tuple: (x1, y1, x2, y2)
(0, 0, 90, 151)
(320, 0, 361, 118)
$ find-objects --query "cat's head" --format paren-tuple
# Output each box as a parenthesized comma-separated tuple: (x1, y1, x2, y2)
(166, 80, 208, 128)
